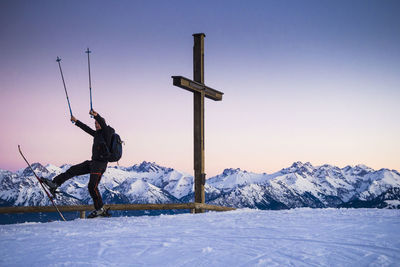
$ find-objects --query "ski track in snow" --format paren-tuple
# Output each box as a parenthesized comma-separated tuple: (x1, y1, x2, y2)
(0, 208, 399, 267)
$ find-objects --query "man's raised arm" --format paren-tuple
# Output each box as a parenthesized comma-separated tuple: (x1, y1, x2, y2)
(90, 110, 107, 129)
(71, 115, 96, 136)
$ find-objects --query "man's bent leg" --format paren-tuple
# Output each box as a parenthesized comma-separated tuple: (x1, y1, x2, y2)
(53, 160, 91, 186)
(88, 161, 107, 210)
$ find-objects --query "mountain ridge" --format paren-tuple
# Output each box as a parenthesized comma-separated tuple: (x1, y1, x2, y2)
(1, 161, 399, 211)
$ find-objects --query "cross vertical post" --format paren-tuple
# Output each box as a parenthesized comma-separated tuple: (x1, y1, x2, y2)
(193, 33, 205, 213)
(172, 33, 224, 214)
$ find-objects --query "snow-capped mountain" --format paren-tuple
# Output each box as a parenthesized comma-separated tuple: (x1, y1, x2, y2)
(0, 161, 192, 208)
(206, 162, 400, 209)
(207, 168, 271, 191)
(1, 161, 399, 211)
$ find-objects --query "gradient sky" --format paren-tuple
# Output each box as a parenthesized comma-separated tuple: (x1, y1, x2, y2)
(1, 0, 399, 177)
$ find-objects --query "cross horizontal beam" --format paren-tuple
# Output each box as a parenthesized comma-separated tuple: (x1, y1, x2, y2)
(172, 76, 223, 101)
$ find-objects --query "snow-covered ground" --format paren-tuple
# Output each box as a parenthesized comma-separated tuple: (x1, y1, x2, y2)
(0, 208, 399, 266)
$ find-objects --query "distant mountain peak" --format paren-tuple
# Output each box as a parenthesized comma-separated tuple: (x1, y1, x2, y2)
(287, 161, 306, 168)
(222, 168, 245, 176)
(22, 162, 48, 176)
(342, 164, 373, 176)
(354, 164, 374, 173)
(291, 161, 304, 168)
(128, 161, 172, 173)
(282, 161, 315, 175)
(355, 164, 370, 169)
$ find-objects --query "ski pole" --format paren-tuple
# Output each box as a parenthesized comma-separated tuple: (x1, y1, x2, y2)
(18, 145, 66, 222)
(85, 48, 93, 115)
(56, 56, 74, 123)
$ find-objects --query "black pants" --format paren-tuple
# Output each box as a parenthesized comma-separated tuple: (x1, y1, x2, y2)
(53, 160, 108, 210)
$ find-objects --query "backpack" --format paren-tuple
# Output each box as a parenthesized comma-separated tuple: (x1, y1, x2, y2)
(107, 132, 123, 162)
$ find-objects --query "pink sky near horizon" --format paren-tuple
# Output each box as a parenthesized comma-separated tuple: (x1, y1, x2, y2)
(1, 1, 399, 177)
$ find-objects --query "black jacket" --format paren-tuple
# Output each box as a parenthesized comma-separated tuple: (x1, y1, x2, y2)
(75, 114, 115, 162)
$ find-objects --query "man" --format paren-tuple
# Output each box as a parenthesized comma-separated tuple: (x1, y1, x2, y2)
(42, 110, 113, 218)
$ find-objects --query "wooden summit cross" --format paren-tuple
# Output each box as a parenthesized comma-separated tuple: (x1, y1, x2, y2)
(172, 33, 224, 213)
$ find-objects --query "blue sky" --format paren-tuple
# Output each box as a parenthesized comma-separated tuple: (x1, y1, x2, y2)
(1, 0, 399, 176)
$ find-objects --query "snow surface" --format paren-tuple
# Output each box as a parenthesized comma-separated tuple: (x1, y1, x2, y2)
(1, 208, 399, 266)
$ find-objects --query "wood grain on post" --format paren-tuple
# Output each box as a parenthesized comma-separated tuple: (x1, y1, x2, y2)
(193, 33, 206, 213)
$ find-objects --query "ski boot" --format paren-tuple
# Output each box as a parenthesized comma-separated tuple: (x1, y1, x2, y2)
(88, 207, 111, 219)
(40, 177, 59, 197)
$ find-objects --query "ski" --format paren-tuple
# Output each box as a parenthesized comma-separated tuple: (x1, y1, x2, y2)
(18, 145, 66, 222)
